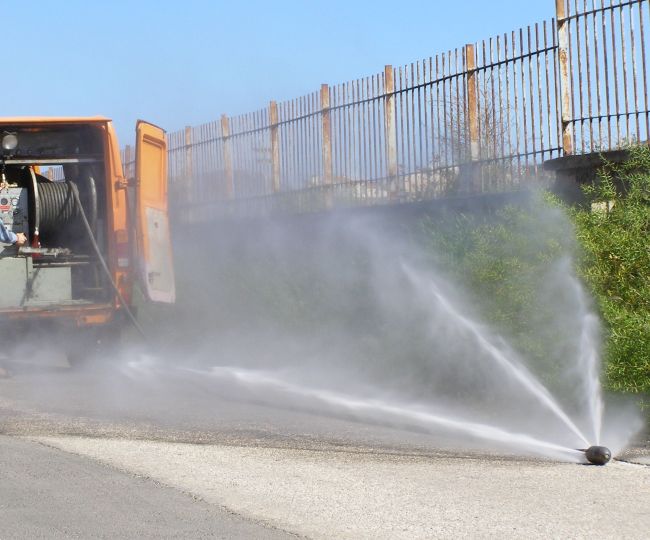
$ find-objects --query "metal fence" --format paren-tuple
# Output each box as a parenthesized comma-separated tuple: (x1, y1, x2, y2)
(122, 0, 649, 222)
(559, 0, 649, 153)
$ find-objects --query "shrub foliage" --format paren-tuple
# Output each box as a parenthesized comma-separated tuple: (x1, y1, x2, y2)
(572, 146, 650, 393)
(422, 147, 650, 395)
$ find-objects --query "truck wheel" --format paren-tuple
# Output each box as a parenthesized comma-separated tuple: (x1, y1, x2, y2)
(66, 349, 87, 369)
(66, 325, 122, 369)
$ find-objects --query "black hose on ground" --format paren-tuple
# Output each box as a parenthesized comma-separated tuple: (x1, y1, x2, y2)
(67, 181, 148, 340)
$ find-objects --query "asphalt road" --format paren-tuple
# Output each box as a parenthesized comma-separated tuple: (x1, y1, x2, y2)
(0, 435, 294, 539)
(0, 355, 648, 539)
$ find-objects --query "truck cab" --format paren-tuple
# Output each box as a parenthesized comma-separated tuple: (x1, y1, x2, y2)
(0, 117, 174, 360)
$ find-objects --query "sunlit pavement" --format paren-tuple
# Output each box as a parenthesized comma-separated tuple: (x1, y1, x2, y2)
(22, 436, 650, 539)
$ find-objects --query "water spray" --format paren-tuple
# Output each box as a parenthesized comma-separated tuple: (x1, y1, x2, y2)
(401, 264, 592, 447)
(177, 364, 587, 462)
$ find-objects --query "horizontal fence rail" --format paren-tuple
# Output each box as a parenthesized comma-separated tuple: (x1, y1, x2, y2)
(121, 0, 649, 222)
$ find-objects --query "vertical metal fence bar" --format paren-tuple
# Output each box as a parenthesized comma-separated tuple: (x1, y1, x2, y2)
(184, 126, 192, 209)
(629, 2, 641, 139)
(405, 64, 418, 186)
(496, 35, 506, 186)
(417, 60, 425, 195)
(335, 84, 343, 184)
(434, 55, 441, 177)
(294, 98, 301, 190)
(619, 2, 631, 139)
(601, 0, 612, 147)
(402, 65, 409, 191)
(371, 75, 378, 182)
(582, 1, 594, 151)
(574, 0, 585, 153)
(639, 0, 649, 139)
(639, 2, 650, 139)
(348, 81, 355, 185)
(441, 53, 449, 171)
(297, 97, 303, 191)
(336, 81, 345, 194)
(283, 100, 290, 191)
(284, 100, 290, 193)
(504, 33, 513, 180)
(290, 99, 297, 190)
(511, 31, 521, 176)
(354, 82, 360, 191)
(362, 77, 370, 195)
(518, 29, 528, 170)
(527, 26, 537, 172)
(422, 59, 430, 191)
(611, 2, 622, 143)
(304, 94, 310, 189)
(544, 22, 553, 159)
(454, 48, 462, 167)
(398, 65, 406, 190)
(592, 0, 603, 147)
(489, 38, 497, 173)
(535, 24, 544, 161)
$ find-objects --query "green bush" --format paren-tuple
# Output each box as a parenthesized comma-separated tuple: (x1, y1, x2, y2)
(571, 146, 650, 394)
(420, 146, 650, 397)
(418, 201, 573, 389)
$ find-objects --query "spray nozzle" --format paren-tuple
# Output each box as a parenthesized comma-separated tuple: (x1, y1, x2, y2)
(579, 446, 611, 465)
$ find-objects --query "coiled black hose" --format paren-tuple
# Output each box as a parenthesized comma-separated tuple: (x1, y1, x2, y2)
(37, 181, 79, 232)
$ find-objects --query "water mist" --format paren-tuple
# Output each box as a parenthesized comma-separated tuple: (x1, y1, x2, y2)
(130, 196, 642, 464)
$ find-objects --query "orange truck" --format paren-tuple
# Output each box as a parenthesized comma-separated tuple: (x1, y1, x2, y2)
(0, 117, 174, 362)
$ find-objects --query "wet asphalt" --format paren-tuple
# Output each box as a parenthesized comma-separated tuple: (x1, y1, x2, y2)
(0, 356, 648, 539)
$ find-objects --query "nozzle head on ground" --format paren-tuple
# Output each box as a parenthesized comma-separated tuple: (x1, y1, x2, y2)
(584, 446, 611, 465)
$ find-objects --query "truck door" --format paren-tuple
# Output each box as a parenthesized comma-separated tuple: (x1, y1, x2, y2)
(135, 120, 175, 303)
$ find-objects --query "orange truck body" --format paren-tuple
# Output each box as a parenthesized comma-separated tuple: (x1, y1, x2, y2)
(0, 117, 174, 353)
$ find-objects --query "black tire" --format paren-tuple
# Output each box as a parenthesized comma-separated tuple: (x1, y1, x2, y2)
(66, 324, 122, 369)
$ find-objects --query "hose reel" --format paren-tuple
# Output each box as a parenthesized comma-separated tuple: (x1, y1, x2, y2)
(37, 182, 79, 231)
(29, 174, 97, 246)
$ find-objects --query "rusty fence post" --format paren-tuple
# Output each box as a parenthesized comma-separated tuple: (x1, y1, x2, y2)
(269, 101, 281, 193)
(320, 84, 333, 207)
(184, 127, 193, 220)
(556, 0, 574, 155)
(383, 65, 398, 198)
(464, 43, 481, 192)
(220, 115, 234, 199)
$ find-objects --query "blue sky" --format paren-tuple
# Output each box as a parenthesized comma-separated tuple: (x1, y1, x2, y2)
(5, 1, 553, 144)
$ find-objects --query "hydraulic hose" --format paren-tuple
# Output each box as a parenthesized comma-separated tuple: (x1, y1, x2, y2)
(28, 167, 40, 243)
(67, 181, 147, 340)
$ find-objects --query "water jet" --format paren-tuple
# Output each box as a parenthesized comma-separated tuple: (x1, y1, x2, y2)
(582, 446, 611, 465)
